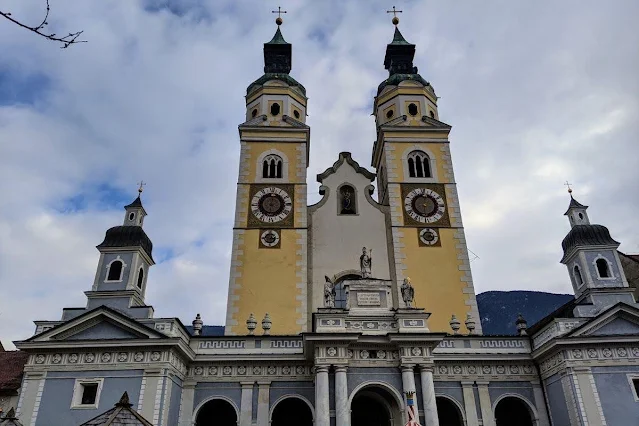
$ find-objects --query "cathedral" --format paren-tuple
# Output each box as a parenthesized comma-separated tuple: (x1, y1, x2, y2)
(7, 15, 639, 426)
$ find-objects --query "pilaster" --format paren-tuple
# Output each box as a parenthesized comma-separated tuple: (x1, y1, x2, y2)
(335, 366, 350, 426)
(419, 366, 439, 426)
(177, 382, 196, 426)
(461, 381, 480, 426)
(256, 381, 270, 426)
(315, 366, 330, 426)
(240, 382, 254, 426)
(476, 381, 494, 426)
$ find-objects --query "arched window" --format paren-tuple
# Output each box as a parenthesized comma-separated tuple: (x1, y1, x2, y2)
(573, 265, 583, 286)
(407, 150, 432, 178)
(107, 260, 123, 281)
(430, 110, 435, 118)
(596, 258, 610, 278)
(262, 155, 283, 179)
(339, 184, 356, 215)
(137, 267, 144, 288)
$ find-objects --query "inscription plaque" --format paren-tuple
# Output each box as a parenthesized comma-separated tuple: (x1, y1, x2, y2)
(357, 292, 381, 306)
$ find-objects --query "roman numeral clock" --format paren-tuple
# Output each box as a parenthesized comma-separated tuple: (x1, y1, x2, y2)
(401, 183, 450, 247)
(248, 184, 295, 248)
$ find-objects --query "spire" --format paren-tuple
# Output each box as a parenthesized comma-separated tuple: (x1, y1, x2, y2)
(123, 183, 147, 227)
(264, 10, 291, 74)
(383, 7, 417, 76)
(563, 184, 590, 228)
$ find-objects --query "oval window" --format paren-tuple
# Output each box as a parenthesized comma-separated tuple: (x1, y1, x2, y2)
(386, 110, 394, 119)
(270, 103, 281, 116)
(408, 103, 418, 116)
(128, 212, 135, 221)
(293, 110, 300, 119)
(251, 108, 258, 118)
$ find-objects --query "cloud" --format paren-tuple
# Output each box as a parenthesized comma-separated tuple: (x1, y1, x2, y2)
(1, 0, 638, 348)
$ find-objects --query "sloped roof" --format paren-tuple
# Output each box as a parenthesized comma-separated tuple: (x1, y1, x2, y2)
(80, 392, 153, 426)
(317, 152, 376, 183)
(0, 351, 28, 393)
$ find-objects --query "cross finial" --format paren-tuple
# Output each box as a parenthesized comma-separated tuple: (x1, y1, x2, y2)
(272, 6, 287, 26)
(564, 180, 573, 194)
(137, 180, 146, 194)
(386, 5, 403, 25)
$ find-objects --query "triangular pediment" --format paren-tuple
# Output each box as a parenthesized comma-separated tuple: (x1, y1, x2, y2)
(26, 306, 166, 342)
(566, 303, 639, 337)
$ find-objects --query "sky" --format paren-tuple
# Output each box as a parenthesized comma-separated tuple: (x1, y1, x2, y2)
(0, 0, 638, 349)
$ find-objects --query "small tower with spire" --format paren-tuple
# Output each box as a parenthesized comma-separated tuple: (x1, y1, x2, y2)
(560, 188, 631, 309)
(76, 185, 156, 319)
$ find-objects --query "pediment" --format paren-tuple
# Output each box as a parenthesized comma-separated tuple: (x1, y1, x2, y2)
(27, 307, 166, 342)
(566, 303, 639, 338)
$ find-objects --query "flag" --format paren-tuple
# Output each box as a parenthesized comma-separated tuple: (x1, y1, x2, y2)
(405, 391, 422, 426)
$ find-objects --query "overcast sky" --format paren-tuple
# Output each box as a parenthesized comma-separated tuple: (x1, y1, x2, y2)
(1, 0, 637, 349)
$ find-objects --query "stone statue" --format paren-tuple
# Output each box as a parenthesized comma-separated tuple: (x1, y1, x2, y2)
(324, 275, 336, 308)
(401, 277, 415, 308)
(360, 247, 372, 278)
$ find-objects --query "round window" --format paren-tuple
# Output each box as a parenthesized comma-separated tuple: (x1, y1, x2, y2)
(251, 108, 258, 118)
(408, 103, 418, 116)
(386, 110, 394, 119)
(293, 110, 300, 119)
(270, 103, 281, 116)
(128, 212, 135, 221)
(578, 213, 584, 219)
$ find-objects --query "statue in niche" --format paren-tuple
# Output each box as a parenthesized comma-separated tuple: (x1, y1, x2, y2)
(401, 277, 415, 308)
(324, 275, 336, 308)
(340, 185, 356, 215)
(360, 247, 372, 278)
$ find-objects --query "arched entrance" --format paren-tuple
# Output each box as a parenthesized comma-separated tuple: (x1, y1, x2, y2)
(271, 396, 313, 426)
(350, 384, 403, 426)
(495, 396, 534, 426)
(194, 398, 237, 426)
(436, 396, 464, 426)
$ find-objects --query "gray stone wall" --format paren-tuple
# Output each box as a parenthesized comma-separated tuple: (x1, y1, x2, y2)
(35, 369, 142, 426)
(96, 253, 134, 291)
(544, 373, 571, 426)
(592, 365, 639, 426)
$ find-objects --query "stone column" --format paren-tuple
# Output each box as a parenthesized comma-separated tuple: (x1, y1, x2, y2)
(461, 381, 480, 426)
(335, 366, 350, 426)
(419, 366, 439, 426)
(532, 382, 550, 426)
(315, 366, 330, 426)
(178, 382, 196, 426)
(256, 381, 270, 426)
(239, 382, 253, 426)
(401, 366, 420, 420)
(476, 382, 494, 426)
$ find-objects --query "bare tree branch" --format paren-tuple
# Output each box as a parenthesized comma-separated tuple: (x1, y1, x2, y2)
(0, 0, 86, 48)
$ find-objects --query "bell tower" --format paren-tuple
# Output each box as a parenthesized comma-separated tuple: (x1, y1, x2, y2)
(371, 18, 481, 333)
(225, 16, 310, 335)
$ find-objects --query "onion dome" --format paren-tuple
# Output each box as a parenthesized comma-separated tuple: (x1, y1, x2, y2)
(378, 27, 434, 96)
(247, 26, 306, 96)
(97, 226, 154, 262)
(561, 224, 619, 262)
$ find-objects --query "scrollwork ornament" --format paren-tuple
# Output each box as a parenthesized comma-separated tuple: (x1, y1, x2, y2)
(360, 350, 370, 359)
(35, 354, 46, 364)
(632, 347, 639, 357)
(52, 354, 62, 364)
(482, 365, 492, 374)
(238, 366, 246, 375)
(118, 352, 128, 362)
(210, 367, 219, 375)
(327, 347, 337, 357)
(101, 353, 111, 363)
(194, 367, 203, 375)
(68, 353, 79, 364)
(468, 365, 476, 374)
(453, 365, 462, 374)
(151, 351, 161, 361)
(572, 349, 583, 359)
(347, 350, 354, 359)
(296, 366, 305, 375)
(282, 366, 291, 375)
(411, 347, 422, 356)
(523, 365, 533, 374)
(509, 365, 519, 374)
(223, 366, 232, 375)
(439, 365, 448, 374)
(602, 348, 613, 358)
(618, 347, 627, 357)
(85, 353, 95, 363)
(134, 352, 144, 362)
(267, 366, 277, 375)
(377, 351, 387, 359)
(496, 365, 505, 374)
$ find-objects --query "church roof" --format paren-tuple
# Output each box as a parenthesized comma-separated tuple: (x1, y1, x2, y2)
(266, 27, 287, 45)
(124, 196, 143, 209)
(79, 392, 153, 426)
(317, 152, 376, 183)
(564, 195, 588, 215)
(97, 226, 154, 261)
(561, 224, 620, 262)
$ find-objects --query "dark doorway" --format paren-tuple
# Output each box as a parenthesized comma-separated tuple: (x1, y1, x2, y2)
(436, 397, 463, 426)
(495, 397, 534, 426)
(195, 399, 237, 426)
(351, 389, 394, 426)
(271, 398, 313, 426)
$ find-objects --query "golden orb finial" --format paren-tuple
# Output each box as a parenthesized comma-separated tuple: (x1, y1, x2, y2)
(392, 16, 399, 26)
(564, 181, 573, 194)
(276, 16, 283, 26)
(272, 7, 286, 26)
(387, 6, 402, 26)
(137, 180, 146, 194)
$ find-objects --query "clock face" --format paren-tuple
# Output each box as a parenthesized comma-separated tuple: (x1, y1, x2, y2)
(404, 188, 446, 224)
(419, 228, 440, 246)
(251, 187, 293, 223)
(260, 230, 280, 248)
